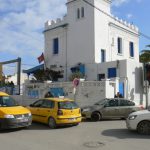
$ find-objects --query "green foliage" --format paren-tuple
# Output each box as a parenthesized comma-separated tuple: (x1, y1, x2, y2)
(140, 49, 150, 63)
(33, 68, 63, 81)
(69, 72, 84, 81)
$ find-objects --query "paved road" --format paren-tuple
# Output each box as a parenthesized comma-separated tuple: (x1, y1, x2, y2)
(0, 120, 150, 150)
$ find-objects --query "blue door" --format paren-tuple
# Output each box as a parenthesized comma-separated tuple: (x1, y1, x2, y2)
(119, 82, 124, 97)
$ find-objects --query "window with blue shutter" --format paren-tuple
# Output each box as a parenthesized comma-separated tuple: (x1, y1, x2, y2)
(117, 37, 122, 54)
(129, 42, 134, 57)
(101, 49, 105, 62)
(53, 38, 59, 54)
(108, 68, 116, 78)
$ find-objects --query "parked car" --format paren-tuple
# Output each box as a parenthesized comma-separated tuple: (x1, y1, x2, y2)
(126, 107, 150, 134)
(0, 91, 32, 129)
(28, 98, 82, 128)
(81, 98, 143, 121)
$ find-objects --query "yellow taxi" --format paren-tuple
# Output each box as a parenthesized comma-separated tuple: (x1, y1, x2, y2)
(28, 97, 82, 128)
(0, 91, 32, 129)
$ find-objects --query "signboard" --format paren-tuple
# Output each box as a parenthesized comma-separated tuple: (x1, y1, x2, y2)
(73, 78, 80, 87)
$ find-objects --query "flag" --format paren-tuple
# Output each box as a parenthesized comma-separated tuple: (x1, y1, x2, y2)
(37, 53, 44, 63)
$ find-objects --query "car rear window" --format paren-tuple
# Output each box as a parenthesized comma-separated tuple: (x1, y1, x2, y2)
(58, 101, 79, 109)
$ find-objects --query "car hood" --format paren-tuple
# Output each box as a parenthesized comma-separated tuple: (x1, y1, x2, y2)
(129, 109, 150, 116)
(0, 106, 30, 115)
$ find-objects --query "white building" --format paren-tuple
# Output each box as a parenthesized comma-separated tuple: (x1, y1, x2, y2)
(42, 0, 147, 103)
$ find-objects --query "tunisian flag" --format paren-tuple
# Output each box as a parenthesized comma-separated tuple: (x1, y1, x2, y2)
(37, 53, 44, 63)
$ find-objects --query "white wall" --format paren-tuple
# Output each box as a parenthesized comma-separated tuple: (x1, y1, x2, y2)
(44, 0, 140, 84)
(66, 0, 95, 65)
(109, 21, 139, 62)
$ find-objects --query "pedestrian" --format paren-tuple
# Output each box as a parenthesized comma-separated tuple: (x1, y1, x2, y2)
(114, 92, 123, 98)
(44, 91, 53, 98)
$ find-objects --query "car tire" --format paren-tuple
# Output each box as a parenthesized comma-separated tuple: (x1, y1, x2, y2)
(137, 121, 150, 135)
(91, 112, 101, 121)
(74, 123, 79, 126)
(48, 117, 57, 129)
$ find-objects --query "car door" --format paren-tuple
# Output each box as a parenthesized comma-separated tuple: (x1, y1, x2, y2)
(101, 99, 120, 118)
(29, 100, 44, 122)
(37, 100, 55, 123)
(125, 100, 136, 116)
(118, 99, 128, 118)
(119, 99, 136, 118)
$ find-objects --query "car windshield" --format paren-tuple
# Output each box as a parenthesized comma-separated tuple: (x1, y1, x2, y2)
(58, 101, 79, 109)
(94, 99, 107, 106)
(0, 96, 19, 107)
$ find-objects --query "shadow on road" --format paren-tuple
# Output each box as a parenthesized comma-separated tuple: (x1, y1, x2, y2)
(26, 122, 78, 130)
(102, 128, 150, 139)
(0, 122, 78, 133)
(0, 128, 22, 133)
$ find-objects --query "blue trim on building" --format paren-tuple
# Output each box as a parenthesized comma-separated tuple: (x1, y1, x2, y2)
(108, 68, 117, 78)
(23, 64, 44, 75)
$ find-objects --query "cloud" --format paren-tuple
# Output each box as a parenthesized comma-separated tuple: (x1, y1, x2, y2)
(112, 0, 142, 7)
(112, 0, 129, 7)
(126, 13, 133, 19)
(0, 0, 67, 72)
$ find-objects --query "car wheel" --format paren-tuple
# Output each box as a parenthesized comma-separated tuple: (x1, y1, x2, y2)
(48, 117, 57, 129)
(91, 112, 101, 121)
(137, 121, 150, 135)
(74, 123, 79, 126)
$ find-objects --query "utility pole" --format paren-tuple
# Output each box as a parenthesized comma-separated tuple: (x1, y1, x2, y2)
(143, 63, 150, 109)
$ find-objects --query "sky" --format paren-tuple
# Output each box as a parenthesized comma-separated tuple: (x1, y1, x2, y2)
(0, 0, 150, 75)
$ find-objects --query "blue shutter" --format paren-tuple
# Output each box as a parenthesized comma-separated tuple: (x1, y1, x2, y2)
(108, 68, 116, 78)
(118, 38, 120, 53)
(79, 64, 85, 75)
(101, 49, 105, 62)
(130, 42, 134, 57)
(49, 88, 64, 97)
(53, 38, 59, 54)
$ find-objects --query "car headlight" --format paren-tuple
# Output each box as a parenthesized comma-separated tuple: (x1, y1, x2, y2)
(128, 115, 137, 120)
(82, 108, 91, 112)
(4, 114, 15, 119)
(28, 113, 32, 116)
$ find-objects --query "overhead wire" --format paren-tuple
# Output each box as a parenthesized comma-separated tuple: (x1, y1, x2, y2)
(82, 0, 150, 41)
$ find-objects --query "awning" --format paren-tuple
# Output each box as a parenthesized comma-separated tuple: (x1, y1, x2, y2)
(23, 64, 44, 75)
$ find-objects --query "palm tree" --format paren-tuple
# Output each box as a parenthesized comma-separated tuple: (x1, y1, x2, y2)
(139, 45, 150, 63)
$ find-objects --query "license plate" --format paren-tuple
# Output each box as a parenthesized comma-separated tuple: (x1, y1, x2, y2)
(18, 118, 28, 122)
(68, 118, 76, 121)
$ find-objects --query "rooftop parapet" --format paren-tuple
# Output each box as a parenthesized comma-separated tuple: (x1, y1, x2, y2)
(111, 15, 138, 32)
(45, 16, 67, 30)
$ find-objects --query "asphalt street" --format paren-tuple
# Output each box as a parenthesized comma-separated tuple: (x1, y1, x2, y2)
(0, 120, 150, 150)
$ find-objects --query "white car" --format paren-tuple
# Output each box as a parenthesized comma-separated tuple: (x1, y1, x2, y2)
(126, 108, 150, 134)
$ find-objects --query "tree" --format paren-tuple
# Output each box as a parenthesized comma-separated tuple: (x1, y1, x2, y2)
(69, 72, 84, 81)
(139, 45, 150, 63)
(33, 68, 63, 81)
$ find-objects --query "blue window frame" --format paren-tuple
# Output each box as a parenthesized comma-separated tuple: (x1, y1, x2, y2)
(108, 68, 116, 78)
(101, 49, 105, 62)
(53, 38, 59, 54)
(117, 37, 122, 54)
(129, 42, 134, 57)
